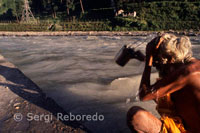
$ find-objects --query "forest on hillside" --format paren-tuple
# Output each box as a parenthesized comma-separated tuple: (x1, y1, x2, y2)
(1, 0, 115, 21)
(0, 0, 200, 31)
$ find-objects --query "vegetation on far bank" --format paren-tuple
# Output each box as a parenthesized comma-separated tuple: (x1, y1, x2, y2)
(0, 0, 200, 31)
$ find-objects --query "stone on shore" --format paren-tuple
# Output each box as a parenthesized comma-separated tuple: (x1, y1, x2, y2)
(0, 31, 199, 36)
(0, 55, 89, 132)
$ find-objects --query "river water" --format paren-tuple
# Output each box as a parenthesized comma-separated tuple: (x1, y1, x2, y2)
(0, 35, 200, 133)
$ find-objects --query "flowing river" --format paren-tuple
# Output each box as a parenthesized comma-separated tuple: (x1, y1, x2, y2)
(0, 35, 200, 133)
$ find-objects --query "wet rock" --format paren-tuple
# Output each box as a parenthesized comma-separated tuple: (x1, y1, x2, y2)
(0, 54, 88, 132)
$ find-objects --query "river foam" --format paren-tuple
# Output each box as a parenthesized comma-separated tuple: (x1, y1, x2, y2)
(0, 35, 199, 132)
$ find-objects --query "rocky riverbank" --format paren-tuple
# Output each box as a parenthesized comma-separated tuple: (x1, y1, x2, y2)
(0, 54, 89, 132)
(0, 31, 199, 36)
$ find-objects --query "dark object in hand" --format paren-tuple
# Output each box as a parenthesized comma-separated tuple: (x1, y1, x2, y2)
(115, 45, 145, 67)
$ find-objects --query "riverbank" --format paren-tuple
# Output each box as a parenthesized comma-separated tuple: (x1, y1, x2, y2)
(0, 31, 199, 36)
(0, 54, 88, 132)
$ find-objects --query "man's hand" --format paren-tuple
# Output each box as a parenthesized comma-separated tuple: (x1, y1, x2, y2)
(146, 37, 159, 56)
(146, 36, 163, 66)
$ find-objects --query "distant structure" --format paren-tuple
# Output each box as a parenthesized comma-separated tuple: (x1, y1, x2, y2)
(21, 0, 36, 22)
(116, 9, 137, 17)
(116, 9, 124, 16)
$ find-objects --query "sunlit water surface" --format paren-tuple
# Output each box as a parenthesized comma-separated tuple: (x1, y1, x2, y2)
(0, 35, 200, 133)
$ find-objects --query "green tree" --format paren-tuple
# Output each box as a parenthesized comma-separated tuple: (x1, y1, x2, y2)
(0, 0, 23, 21)
(66, 0, 75, 15)
(13, 0, 24, 21)
(79, 0, 84, 13)
(41, 0, 61, 18)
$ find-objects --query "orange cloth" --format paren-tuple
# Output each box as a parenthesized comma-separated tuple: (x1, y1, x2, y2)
(156, 94, 188, 132)
(161, 115, 187, 133)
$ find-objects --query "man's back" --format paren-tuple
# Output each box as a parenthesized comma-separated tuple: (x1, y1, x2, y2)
(171, 59, 200, 132)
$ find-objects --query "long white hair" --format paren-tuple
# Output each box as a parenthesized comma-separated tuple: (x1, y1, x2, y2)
(157, 33, 192, 64)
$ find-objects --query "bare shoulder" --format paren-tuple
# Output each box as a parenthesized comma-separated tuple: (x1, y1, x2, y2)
(186, 59, 200, 72)
(185, 59, 200, 90)
(167, 59, 200, 78)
